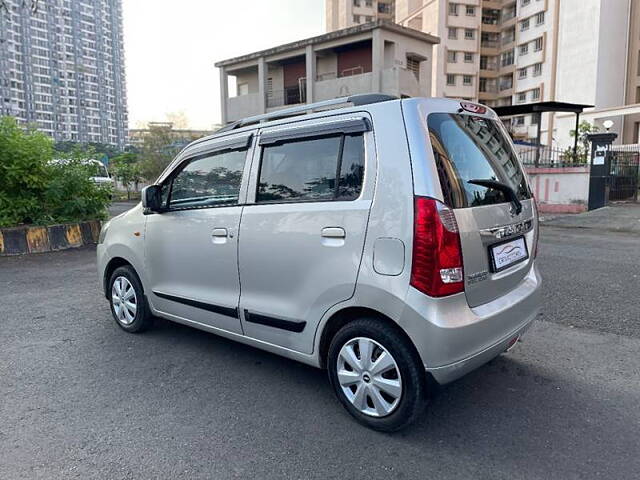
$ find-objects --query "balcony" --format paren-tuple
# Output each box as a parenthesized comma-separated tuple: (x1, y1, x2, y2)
(227, 93, 261, 122)
(267, 85, 307, 109)
(382, 67, 422, 97)
(315, 72, 373, 102)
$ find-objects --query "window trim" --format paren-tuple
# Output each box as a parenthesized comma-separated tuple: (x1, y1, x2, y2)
(255, 131, 366, 206)
(258, 117, 370, 146)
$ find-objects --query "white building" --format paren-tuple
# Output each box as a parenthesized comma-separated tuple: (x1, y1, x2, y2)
(327, 0, 640, 146)
(0, 0, 128, 148)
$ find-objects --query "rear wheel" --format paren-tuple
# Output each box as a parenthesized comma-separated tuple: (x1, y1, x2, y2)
(327, 318, 428, 432)
(108, 265, 152, 333)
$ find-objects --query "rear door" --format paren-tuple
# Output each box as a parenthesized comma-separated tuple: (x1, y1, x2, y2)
(237, 115, 375, 354)
(426, 110, 536, 307)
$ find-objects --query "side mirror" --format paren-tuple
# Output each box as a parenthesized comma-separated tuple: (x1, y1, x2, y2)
(141, 185, 163, 213)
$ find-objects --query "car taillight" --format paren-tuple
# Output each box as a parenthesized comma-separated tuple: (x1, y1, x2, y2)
(410, 197, 464, 297)
(532, 198, 540, 258)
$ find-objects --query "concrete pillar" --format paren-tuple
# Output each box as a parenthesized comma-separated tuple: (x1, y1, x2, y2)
(305, 45, 315, 104)
(371, 29, 383, 93)
(258, 57, 267, 114)
(219, 67, 228, 124)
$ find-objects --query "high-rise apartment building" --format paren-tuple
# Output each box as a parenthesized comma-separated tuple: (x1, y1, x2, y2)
(326, 0, 395, 31)
(0, 0, 128, 148)
(326, 0, 640, 144)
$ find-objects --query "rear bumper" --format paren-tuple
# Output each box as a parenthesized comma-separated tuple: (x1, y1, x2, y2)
(426, 315, 535, 384)
(399, 263, 542, 385)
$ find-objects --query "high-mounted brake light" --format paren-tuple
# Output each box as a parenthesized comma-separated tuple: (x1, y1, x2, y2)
(410, 197, 464, 297)
(460, 101, 487, 115)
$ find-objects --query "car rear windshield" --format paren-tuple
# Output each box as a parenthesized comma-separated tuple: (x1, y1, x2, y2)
(427, 113, 531, 209)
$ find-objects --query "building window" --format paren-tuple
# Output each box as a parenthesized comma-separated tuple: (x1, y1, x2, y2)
(463, 75, 473, 86)
(407, 57, 421, 79)
(353, 15, 360, 23)
(518, 68, 527, 79)
(464, 29, 475, 40)
(353, 0, 361, 6)
(520, 18, 530, 31)
(515, 116, 525, 126)
(378, 2, 392, 14)
(501, 50, 514, 67)
(479, 77, 487, 92)
(532, 88, 541, 100)
(534, 37, 543, 51)
(517, 92, 527, 103)
(449, 2, 458, 15)
(447, 50, 457, 63)
(448, 27, 457, 39)
(536, 12, 545, 25)
(446, 74, 456, 86)
(464, 52, 474, 63)
(466, 5, 475, 15)
(519, 43, 529, 55)
(533, 63, 542, 76)
(365, 15, 373, 21)
(522, 0, 530, 5)
(365, 0, 373, 6)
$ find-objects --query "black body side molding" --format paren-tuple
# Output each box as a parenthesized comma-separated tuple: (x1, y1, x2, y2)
(153, 291, 239, 319)
(243, 310, 306, 333)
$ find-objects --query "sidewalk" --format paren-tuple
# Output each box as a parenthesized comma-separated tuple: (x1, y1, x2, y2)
(540, 203, 640, 233)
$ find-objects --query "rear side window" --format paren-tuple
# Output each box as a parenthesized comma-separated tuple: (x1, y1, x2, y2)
(427, 113, 531, 209)
(257, 133, 365, 203)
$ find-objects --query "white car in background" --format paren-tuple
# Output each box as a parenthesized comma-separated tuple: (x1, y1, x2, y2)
(51, 158, 114, 187)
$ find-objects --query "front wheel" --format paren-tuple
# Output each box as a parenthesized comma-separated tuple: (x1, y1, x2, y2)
(108, 265, 152, 333)
(327, 318, 428, 432)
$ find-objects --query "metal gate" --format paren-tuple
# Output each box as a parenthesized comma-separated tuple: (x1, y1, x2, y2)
(607, 150, 639, 202)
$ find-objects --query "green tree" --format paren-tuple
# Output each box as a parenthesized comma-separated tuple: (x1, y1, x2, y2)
(137, 125, 177, 182)
(0, 116, 53, 226)
(570, 120, 600, 152)
(110, 152, 143, 200)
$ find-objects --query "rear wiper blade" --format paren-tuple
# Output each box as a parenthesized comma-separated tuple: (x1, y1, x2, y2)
(468, 179, 523, 215)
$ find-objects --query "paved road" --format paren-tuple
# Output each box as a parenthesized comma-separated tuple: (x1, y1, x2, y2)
(109, 201, 137, 218)
(1, 227, 639, 479)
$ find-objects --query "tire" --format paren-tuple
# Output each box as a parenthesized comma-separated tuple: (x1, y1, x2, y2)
(108, 265, 152, 333)
(327, 318, 428, 432)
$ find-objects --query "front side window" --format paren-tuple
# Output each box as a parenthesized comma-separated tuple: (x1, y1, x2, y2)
(257, 134, 365, 203)
(167, 149, 247, 210)
(427, 113, 531, 209)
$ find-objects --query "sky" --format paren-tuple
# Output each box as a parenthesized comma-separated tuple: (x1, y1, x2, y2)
(122, 0, 325, 130)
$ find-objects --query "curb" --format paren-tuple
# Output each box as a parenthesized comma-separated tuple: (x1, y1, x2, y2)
(0, 220, 102, 256)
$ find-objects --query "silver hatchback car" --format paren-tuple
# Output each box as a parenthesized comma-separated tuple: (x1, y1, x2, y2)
(98, 95, 541, 431)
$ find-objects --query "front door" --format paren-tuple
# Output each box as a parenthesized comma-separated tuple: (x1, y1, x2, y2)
(145, 136, 253, 334)
(238, 116, 374, 353)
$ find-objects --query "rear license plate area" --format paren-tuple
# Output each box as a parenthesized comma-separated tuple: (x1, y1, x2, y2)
(489, 236, 529, 272)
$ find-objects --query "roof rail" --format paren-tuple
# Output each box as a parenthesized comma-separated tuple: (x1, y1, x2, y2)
(217, 93, 397, 133)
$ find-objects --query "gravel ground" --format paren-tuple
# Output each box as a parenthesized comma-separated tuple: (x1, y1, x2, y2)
(1, 227, 639, 479)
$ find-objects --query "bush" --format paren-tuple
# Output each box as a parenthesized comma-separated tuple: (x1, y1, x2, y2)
(0, 116, 112, 227)
(0, 117, 52, 226)
(42, 160, 112, 224)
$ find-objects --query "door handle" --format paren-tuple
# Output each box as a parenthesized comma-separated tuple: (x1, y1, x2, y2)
(321, 227, 345, 239)
(212, 228, 229, 238)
